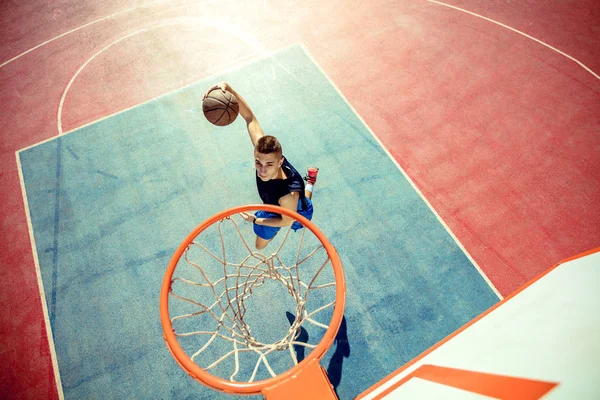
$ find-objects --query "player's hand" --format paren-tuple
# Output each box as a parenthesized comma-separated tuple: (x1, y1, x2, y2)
(239, 212, 256, 224)
(202, 82, 228, 100)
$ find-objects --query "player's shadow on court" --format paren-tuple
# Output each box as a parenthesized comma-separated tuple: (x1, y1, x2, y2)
(286, 311, 310, 362)
(286, 312, 350, 393)
(326, 315, 350, 394)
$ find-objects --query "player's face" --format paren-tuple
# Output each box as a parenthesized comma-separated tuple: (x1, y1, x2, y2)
(254, 151, 283, 181)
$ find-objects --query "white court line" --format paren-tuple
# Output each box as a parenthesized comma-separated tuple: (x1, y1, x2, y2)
(15, 153, 65, 400)
(426, 0, 600, 81)
(61, 53, 260, 136)
(300, 44, 503, 300)
(56, 20, 182, 136)
(0, 0, 168, 69)
(56, 15, 298, 136)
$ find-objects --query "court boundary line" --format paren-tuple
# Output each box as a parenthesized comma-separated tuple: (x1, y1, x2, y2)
(426, 0, 599, 81)
(300, 45, 503, 299)
(15, 153, 65, 400)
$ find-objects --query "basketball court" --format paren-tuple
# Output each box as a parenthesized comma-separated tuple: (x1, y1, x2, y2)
(2, 0, 599, 399)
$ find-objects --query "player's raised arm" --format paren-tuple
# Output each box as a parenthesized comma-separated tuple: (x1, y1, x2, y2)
(203, 82, 264, 147)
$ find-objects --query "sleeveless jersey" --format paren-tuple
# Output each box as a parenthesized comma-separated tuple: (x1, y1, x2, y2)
(256, 156, 307, 209)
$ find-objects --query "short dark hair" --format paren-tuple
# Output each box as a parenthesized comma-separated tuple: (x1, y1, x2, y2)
(255, 135, 282, 156)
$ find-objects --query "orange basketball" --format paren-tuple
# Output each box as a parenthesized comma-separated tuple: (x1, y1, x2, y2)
(202, 89, 239, 126)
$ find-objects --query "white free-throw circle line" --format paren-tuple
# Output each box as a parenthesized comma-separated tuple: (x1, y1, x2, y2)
(57, 15, 276, 136)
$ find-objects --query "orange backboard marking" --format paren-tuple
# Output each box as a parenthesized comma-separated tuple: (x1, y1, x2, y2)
(357, 247, 599, 400)
(261, 358, 338, 400)
(557, 246, 600, 264)
(393, 364, 558, 399)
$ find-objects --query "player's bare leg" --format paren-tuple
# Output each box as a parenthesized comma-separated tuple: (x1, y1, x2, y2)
(255, 236, 272, 250)
(304, 167, 319, 200)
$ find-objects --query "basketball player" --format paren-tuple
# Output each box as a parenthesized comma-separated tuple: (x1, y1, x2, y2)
(203, 82, 319, 250)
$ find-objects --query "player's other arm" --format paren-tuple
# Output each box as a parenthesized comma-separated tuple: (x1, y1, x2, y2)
(255, 192, 299, 227)
(203, 82, 264, 147)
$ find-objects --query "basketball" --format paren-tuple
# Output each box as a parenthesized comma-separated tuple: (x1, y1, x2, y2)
(202, 88, 239, 126)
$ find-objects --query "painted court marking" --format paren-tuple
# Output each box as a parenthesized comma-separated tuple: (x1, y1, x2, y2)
(15, 155, 65, 400)
(377, 364, 558, 399)
(426, 0, 600, 80)
(56, 15, 298, 136)
(0, 0, 216, 69)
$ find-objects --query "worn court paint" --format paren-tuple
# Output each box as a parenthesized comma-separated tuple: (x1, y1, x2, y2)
(19, 46, 498, 399)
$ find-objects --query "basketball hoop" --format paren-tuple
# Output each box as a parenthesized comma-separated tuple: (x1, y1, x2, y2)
(160, 204, 346, 399)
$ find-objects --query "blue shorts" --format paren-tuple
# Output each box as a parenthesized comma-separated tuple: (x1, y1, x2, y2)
(253, 198, 314, 240)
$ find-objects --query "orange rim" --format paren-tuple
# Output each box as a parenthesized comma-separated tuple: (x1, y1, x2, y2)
(159, 204, 346, 394)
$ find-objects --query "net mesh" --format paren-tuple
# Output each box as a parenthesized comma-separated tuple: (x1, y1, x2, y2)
(168, 212, 337, 382)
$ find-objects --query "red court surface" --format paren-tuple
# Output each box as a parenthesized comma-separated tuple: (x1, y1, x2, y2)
(1, 0, 598, 398)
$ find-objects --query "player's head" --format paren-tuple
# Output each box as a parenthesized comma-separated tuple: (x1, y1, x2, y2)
(254, 135, 283, 181)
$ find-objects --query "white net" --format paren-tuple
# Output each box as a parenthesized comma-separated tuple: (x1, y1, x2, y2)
(168, 211, 338, 383)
